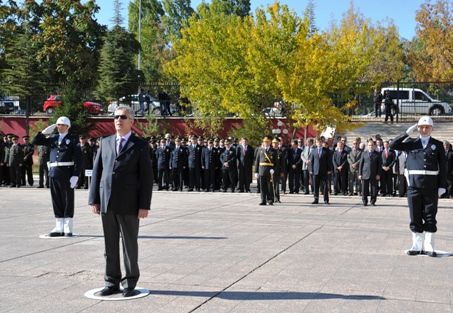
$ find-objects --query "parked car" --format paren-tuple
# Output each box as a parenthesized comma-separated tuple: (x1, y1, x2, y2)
(107, 94, 162, 116)
(0, 96, 20, 114)
(381, 87, 452, 116)
(43, 95, 103, 115)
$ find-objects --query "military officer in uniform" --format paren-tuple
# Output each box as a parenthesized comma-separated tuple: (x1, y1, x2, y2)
(156, 138, 171, 190)
(220, 139, 237, 192)
(255, 136, 276, 205)
(272, 138, 285, 203)
(8, 135, 24, 187)
(390, 116, 447, 257)
(21, 136, 34, 187)
(32, 116, 82, 237)
(170, 138, 188, 191)
(38, 144, 50, 188)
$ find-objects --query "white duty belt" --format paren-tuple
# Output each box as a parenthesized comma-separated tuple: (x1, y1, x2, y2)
(404, 169, 439, 176)
(48, 161, 75, 168)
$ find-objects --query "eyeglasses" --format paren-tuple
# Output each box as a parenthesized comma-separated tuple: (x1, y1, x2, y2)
(114, 115, 128, 120)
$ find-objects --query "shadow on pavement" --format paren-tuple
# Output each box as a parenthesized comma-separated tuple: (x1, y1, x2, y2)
(76, 235, 227, 240)
(149, 290, 385, 301)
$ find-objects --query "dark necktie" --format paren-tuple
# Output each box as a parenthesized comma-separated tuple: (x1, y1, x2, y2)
(118, 138, 125, 154)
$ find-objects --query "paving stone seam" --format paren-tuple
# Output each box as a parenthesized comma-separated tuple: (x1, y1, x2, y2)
(187, 225, 325, 312)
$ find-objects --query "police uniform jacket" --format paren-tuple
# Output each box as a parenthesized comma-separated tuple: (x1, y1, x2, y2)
(32, 132, 82, 179)
(171, 145, 188, 169)
(202, 146, 220, 170)
(188, 144, 202, 169)
(390, 134, 447, 191)
(220, 146, 237, 170)
(8, 144, 23, 167)
(274, 148, 286, 175)
(155, 145, 171, 170)
(358, 150, 382, 180)
(255, 147, 276, 176)
(446, 149, 453, 179)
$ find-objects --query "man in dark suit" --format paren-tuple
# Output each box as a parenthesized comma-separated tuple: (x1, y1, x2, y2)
(89, 106, 153, 297)
(236, 137, 254, 192)
(287, 140, 302, 194)
(359, 140, 382, 206)
(38, 145, 50, 188)
(380, 140, 396, 196)
(187, 135, 202, 191)
(347, 139, 362, 196)
(220, 139, 237, 192)
(8, 135, 23, 187)
(310, 137, 332, 204)
(201, 139, 219, 192)
(332, 141, 349, 195)
(32, 117, 82, 237)
(170, 138, 187, 191)
(444, 141, 453, 198)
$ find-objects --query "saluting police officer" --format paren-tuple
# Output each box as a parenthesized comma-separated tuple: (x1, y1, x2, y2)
(255, 136, 277, 205)
(32, 117, 82, 237)
(390, 116, 447, 257)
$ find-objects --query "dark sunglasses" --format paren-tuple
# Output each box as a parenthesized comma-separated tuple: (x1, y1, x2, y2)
(114, 115, 128, 120)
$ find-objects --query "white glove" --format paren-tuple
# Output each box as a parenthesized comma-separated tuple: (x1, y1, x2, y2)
(70, 176, 79, 189)
(255, 173, 259, 178)
(42, 124, 57, 135)
(438, 188, 446, 197)
(406, 123, 418, 135)
(270, 169, 275, 175)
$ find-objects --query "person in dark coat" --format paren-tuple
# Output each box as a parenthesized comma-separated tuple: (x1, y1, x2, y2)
(170, 138, 188, 191)
(255, 136, 277, 205)
(8, 135, 24, 187)
(236, 137, 254, 192)
(358, 139, 382, 206)
(187, 135, 203, 191)
(347, 139, 362, 196)
(310, 137, 333, 204)
(287, 139, 302, 194)
(77, 136, 93, 189)
(32, 116, 82, 237)
(373, 89, 383, 118)
(0, 135, 5, 186)
(155, 138, 171, 190)
(38, 145, 50, 188)
(380, 140, 396, 196)
(201, 139, 219, 192)
(220, 139, 237, 192)
(272, 138, 286, 203)
(21, 136, 34, 186)
(444, 141, 453, 198)
(89, 106, 153, 297)
(384, 91, 394, 124)
(390, 116, 447, 257)
(332, 141, 349, 195)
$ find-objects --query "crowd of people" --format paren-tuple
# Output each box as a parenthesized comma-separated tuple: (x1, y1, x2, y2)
(1, 131, 453, 204)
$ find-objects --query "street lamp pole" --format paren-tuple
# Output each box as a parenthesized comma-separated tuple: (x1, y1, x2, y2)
(138, 0, 142, 71)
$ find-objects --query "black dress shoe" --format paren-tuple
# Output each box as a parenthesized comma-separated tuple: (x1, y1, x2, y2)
(362, 202, 368, 206)
(123, 288, 137, 297)
(422, 250, 437, 257)
(65, 232, 73, 237)
(99, 286, 120, 296)
(371, 202, 376, 206)
(259, 202, 266, 205)
(49, 232, 64, 237)
(311, 200, 319, 204)
(406, 249, 421, 256)
(268, 202, 274, 206)
(324, 201, 330, 204)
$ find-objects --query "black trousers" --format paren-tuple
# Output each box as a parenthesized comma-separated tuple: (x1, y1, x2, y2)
(348, 171, 360, 194)
(204, 168, 216, 191)
(2, 164, 10, 185)
(381, 170, 393, 195)
(101, 209, 140, 289)
(10, 164, 22, 186)
(407, 187, 438, 233)
(222, 168, 236, 191)
(288, 167, 301, 192)
(189, 168, 201, 189)
(398, 174, 407, 196)
(362, 178, 378, 204)
(374, 103, 381, 117)
(313, 174, 329, 202)
(22, 164, 33, 186)
(49, 176, 74, 218)
(172, 168, 184, 190)
(384, 111, 393, 123)
(334, 170, 348, 194)
(238, 166, 251, 191)
(39, 163, 49, 187)
(273, 172, 280, 201)
(259, 174, 274, 203)
(157, 168, 169, 189)
(302, 169, 310, 193)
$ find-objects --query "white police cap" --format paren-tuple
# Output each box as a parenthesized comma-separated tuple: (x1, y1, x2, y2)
(417, 116, 433, 127)
(56, 116, 71, 128)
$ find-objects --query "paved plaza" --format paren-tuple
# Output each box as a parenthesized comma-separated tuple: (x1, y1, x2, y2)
(1, 187, 453, 313)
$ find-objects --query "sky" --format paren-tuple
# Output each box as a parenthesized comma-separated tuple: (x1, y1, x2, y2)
(94, 0, 427, 40)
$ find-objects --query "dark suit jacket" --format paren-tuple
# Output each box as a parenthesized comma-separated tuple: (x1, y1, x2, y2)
(359, 150, 382, 180)
(88, 134, 153, 215)
(310, 147, 332, 176)
(381, 149, 396, 168)
(236, 144, 254, 169)
(287, 147, 302, 169)
(220, 146, 237, 170)
(170, 146, 188, 169)
(155, 145, 171, 170)
(332, 149, 349, 173)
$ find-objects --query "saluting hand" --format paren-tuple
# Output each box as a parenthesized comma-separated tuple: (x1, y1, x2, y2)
(91, 204, 100, 214)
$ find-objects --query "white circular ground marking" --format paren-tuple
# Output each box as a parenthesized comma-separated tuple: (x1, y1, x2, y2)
(39, 234, 79, 239)
(84, 287, 150, 301)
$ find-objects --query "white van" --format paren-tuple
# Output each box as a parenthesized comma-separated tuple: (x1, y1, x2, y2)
(380, 87, 451, 116)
